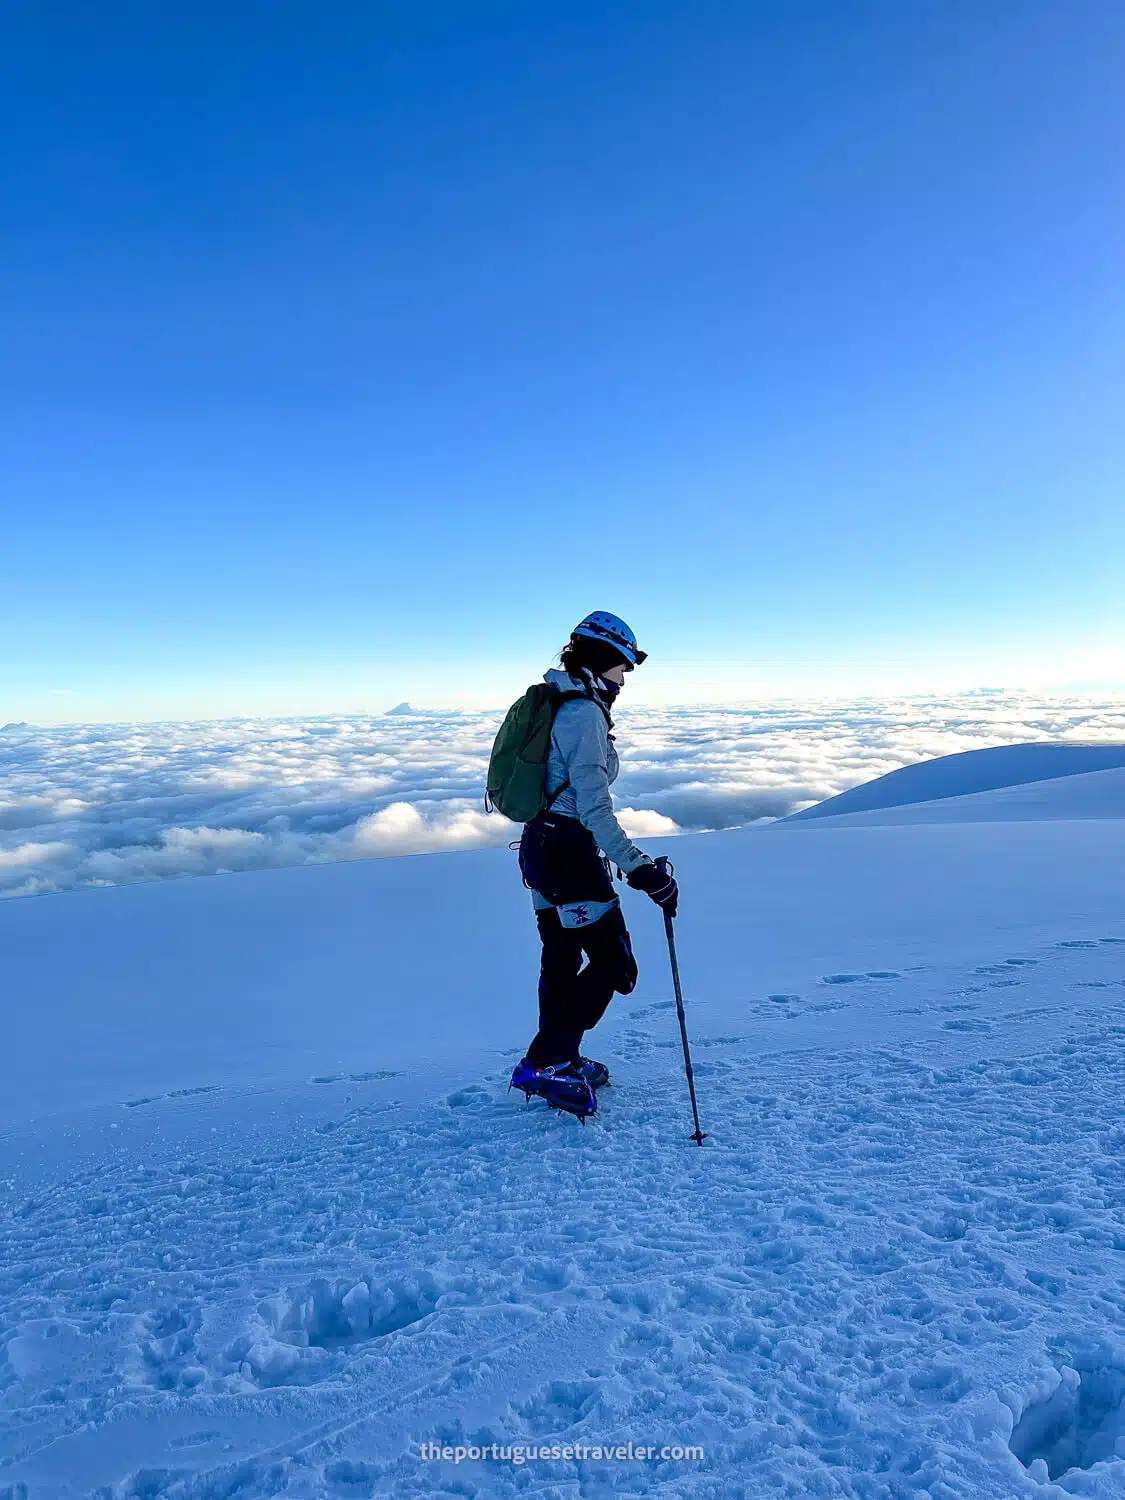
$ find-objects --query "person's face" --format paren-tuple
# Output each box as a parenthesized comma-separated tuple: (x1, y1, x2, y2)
(602, 662, 627, 687)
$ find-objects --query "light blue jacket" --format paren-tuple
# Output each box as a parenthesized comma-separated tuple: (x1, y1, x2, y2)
(543, 668, 649, 875)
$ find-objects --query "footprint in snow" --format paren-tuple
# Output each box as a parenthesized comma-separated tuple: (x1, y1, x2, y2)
(136, 1305, 204, 1391)
(509, 1377, 603, 1437)
(311, 1070, 402, 1085)
(1008, 1362, 1125, 1478)
(627, 1001, 675, 1018)
(169, 1430, 222, 1450)
(1025, 1269, 1065, 1296)
(821, 971, 901, 985)
(909, 1365, 971, 1403)
(123, 1085, 218, 1109)
(447, 1085, 490, 1107)
(921, 1215, 968, 1241)
(234, 1274, 441, 1387)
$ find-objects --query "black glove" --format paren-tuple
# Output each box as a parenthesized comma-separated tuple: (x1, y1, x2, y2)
(627, 858, 679, 917)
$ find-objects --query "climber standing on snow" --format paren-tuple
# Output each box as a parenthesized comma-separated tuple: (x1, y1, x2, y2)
(486, 612, 679, 1119)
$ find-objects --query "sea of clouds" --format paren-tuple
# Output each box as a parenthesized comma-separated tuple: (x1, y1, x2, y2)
(2, 694, 1124, 898)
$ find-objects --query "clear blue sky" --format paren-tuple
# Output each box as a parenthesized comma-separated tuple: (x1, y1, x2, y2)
(2, 1, 1122, 722)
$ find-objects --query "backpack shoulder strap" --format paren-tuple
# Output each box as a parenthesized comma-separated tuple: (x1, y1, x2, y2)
(542, 688, 580, 809)
(542, 684, 612, 808)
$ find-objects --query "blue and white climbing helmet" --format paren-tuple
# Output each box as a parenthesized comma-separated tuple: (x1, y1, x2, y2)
(571, 611, 647, 668)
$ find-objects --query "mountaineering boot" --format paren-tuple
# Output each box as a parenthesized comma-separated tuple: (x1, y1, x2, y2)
(575, 1056, 610, 1090)
(509, 1058, 597, 1119)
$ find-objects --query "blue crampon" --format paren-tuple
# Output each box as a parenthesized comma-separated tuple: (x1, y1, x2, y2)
(575, 1056, 610, 1090)
(510, 1058, 597, 1119)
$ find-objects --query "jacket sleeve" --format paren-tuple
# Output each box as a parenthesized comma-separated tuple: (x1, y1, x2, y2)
(563, 703, 650, 874)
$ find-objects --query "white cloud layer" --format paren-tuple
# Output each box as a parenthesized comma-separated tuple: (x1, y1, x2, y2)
(1, 694, 1123, 898)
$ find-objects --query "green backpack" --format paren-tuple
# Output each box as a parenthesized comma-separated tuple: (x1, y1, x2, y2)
(484, 683, 589, 822)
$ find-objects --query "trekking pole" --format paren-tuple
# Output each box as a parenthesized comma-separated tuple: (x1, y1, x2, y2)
(655, 857, 707, 1146)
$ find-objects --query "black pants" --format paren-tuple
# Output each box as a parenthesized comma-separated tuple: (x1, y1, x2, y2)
(519, 812, 639, 1066)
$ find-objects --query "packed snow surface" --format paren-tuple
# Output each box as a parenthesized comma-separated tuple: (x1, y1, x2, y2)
(2, 769, 1125, 1496)
(788, 742, 1125, 822)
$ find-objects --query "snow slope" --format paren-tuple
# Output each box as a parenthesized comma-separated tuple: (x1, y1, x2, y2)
(794, 764, 1125, 828)
(3, 775, 1125, 1496)
(787, 742, 1125, 822)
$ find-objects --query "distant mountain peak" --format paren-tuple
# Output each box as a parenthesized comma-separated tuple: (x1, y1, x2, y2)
(384, 702, 416, 716)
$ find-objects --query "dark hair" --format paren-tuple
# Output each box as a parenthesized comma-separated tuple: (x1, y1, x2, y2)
(559, 634, 629, 678)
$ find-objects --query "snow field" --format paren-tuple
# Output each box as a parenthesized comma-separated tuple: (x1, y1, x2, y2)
(2, 795, 1125, 1497)
(2, 932, 1125, 1496)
